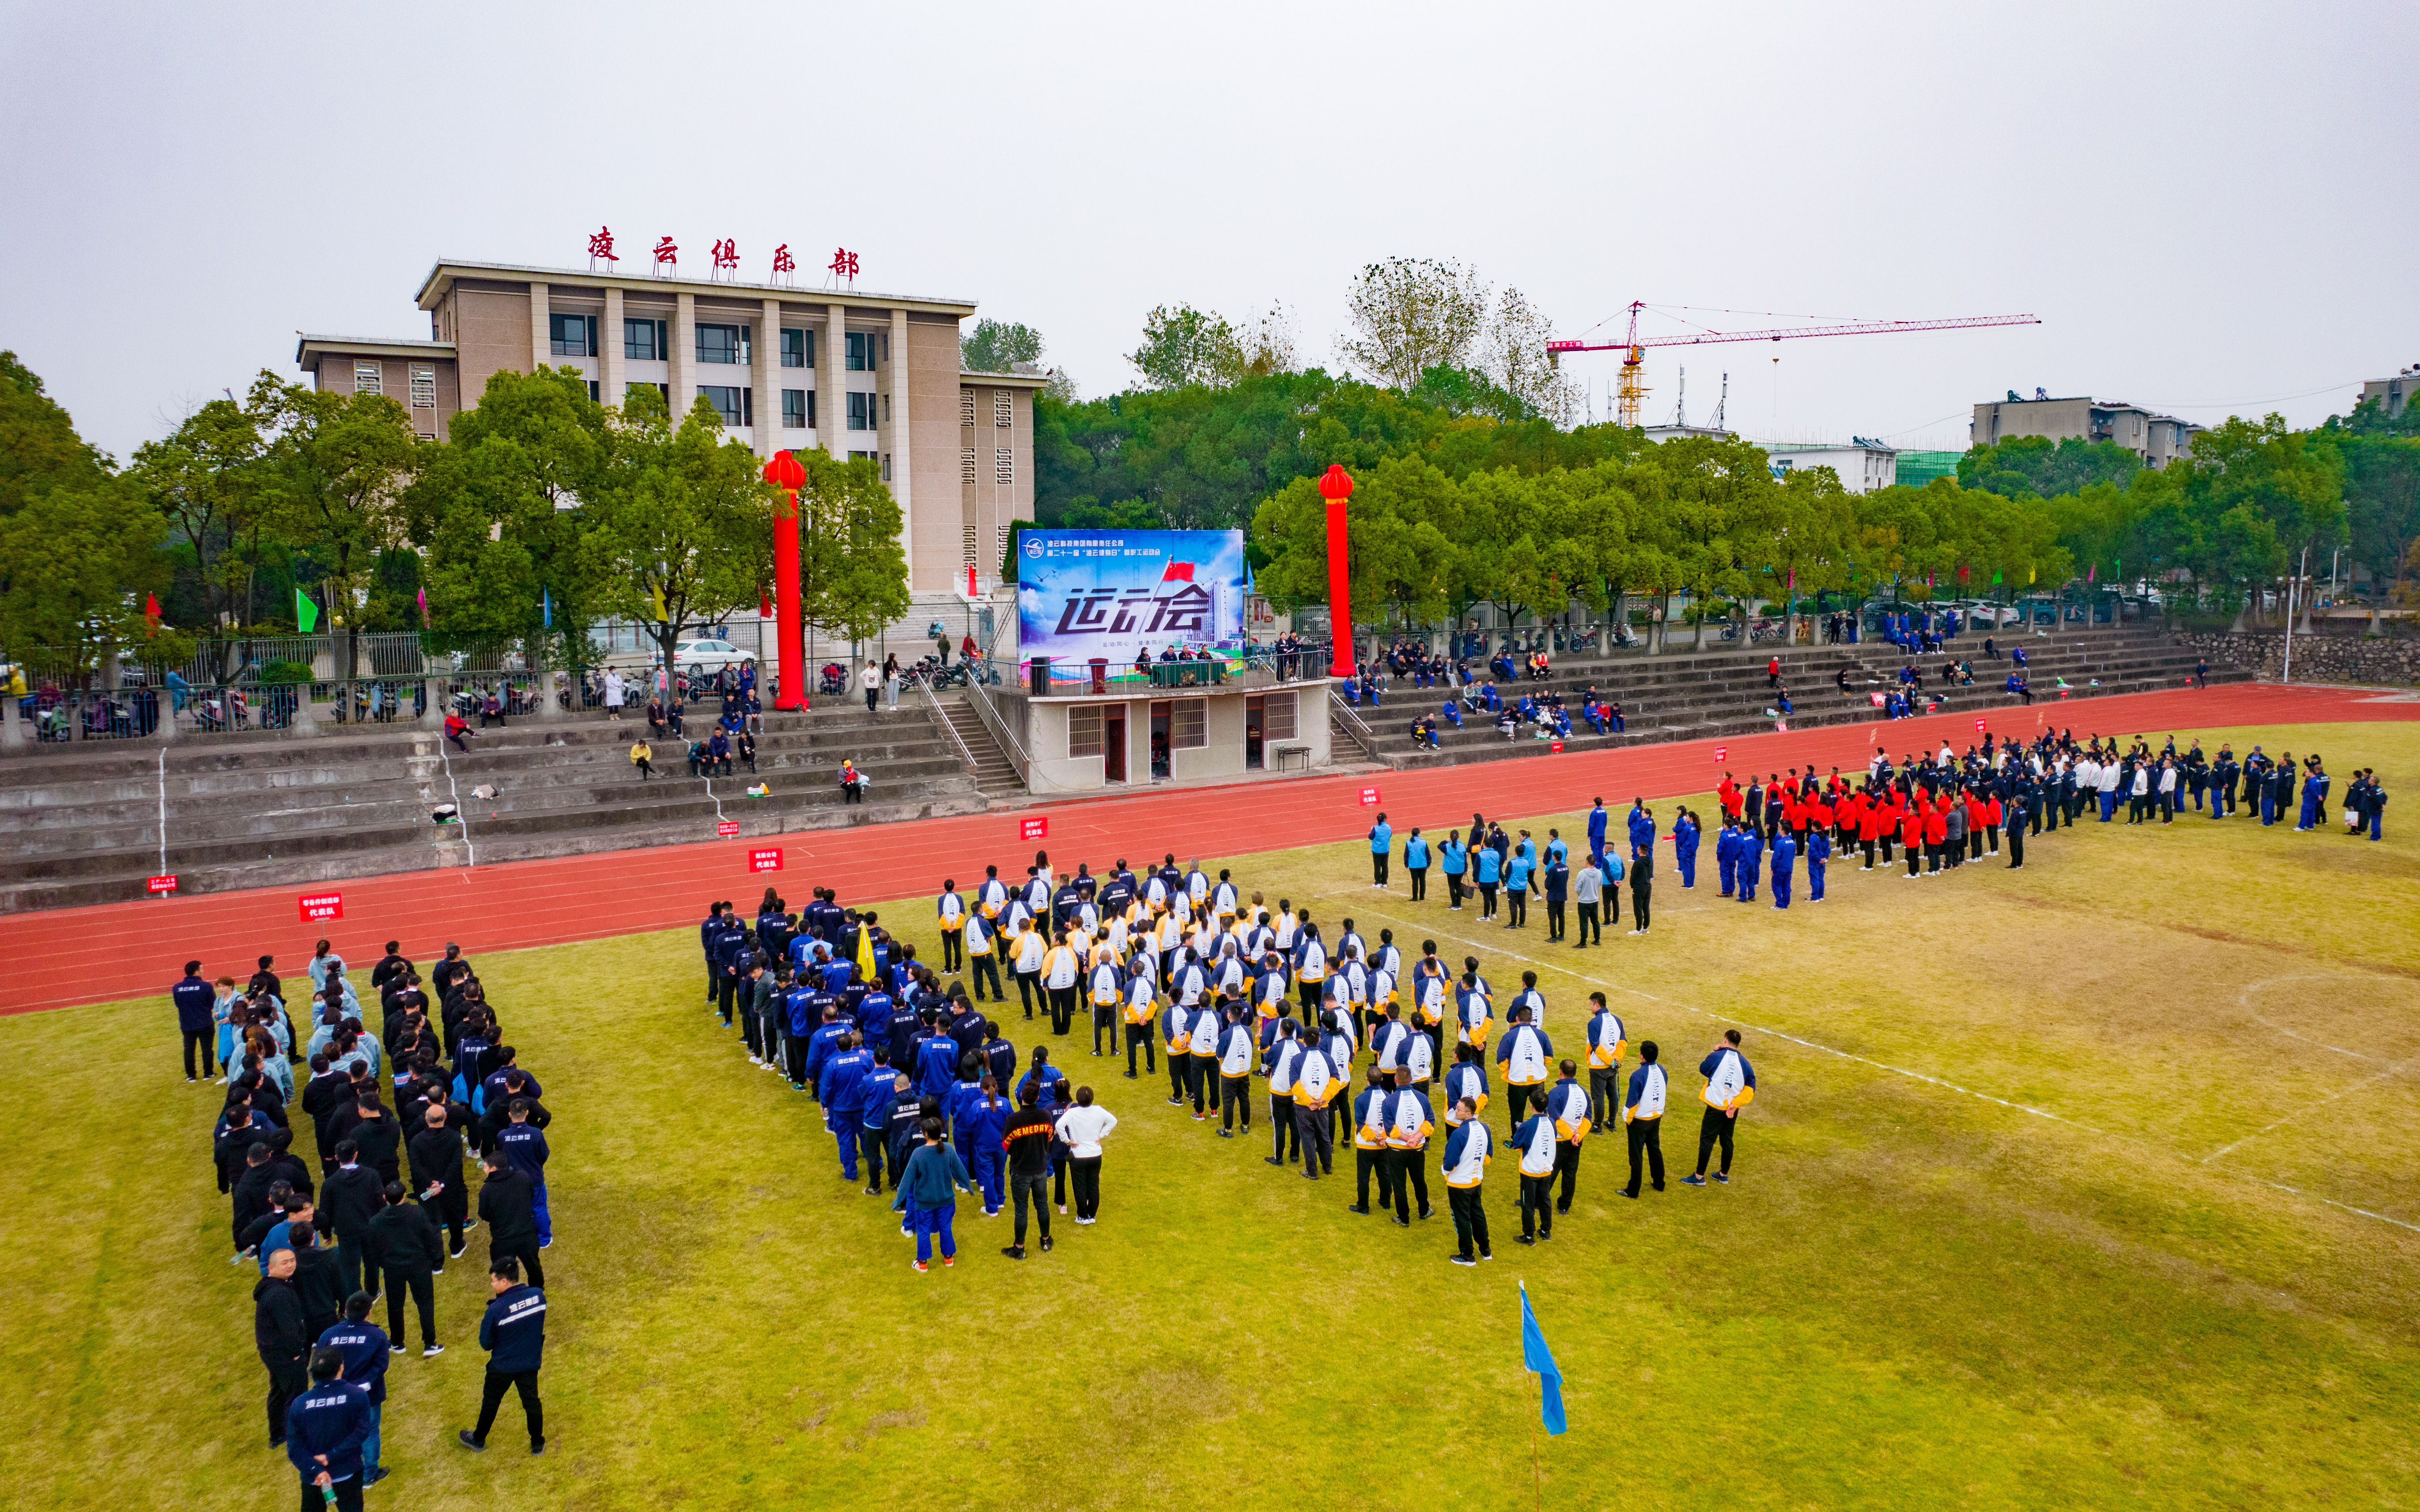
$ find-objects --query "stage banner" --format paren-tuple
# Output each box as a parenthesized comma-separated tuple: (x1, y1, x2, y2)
(1016, 530, 1246, 665)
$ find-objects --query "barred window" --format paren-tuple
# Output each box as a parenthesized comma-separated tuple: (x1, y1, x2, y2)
(961, 447, 977, 484)
(962, 390, 976, 426)
(1264, 691, 1297, 741)
(994, 447, 1013, 484)
(1068, 704, 1104, 759)
(409, 367, 436, 408)
(1172, 698, 1206, 750)
(994, 390, 1013, 428)
(963, 523, 977, 567)
(353, 361, 381, 395)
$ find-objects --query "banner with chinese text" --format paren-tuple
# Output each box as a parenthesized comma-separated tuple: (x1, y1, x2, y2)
(1016, 530, 1246, 666)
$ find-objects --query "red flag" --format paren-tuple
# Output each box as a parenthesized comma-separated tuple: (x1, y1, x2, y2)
(143, 592, 161, 625)
(1160, 561, 1195, 583)
(760, 588, 773, 619)
(2086, 563, 2097, 584)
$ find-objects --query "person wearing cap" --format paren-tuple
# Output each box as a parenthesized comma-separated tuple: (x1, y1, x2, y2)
(839, 757, 866, 803)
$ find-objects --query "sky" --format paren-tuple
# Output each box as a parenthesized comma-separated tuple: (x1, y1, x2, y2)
(4, 0, 2415, 461)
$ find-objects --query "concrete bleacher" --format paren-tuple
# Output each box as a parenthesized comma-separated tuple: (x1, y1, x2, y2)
(0, 700, 988, 912)
(1338, 628, 2252, 770)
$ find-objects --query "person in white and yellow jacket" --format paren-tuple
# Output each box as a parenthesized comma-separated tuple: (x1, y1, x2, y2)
(1121, 959, 1159, 1079)
(1493, 1006, 1554, 1147)
(935, 881, 967, 974)
(1621, 1041, 1668, 1199)
(1186, 998, 1224, 1120)
(1010, 922, 1047, 1023)
(1291, 1029, 1341, 1178)
(1683, 1030, 1756, 1187)
(1439, 1102, 1493, 1265)
(1040, 933, 1082, 1036)
(1510, 1103, 1560, 1245)
(1215, 1003, 1257, 1140)
(1381, 1069, 1436, 1224)
(1543, 1060, 1592, 1215)
(1263, 1019, 1305, 1168)
(1583, 992, 1627, 1129)
(1348, 1065, 1394, 1216)
(1088, 955, 1124, 1057)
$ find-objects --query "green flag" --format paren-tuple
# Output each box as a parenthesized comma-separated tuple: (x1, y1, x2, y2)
(295, 588, 320, 633)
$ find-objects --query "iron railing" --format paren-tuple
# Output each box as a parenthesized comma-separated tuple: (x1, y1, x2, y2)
(962, 673, 1032, 786)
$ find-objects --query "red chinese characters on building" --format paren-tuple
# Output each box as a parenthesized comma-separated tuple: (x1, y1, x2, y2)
(587, 226, 618, 266)
(711, 238, 739, 273)
(772, 244, 795, 278)
(829, 247, 859, 285)
(652, 236, 679, 271)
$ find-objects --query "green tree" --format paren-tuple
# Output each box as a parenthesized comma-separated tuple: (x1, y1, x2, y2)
(1127, 304, 1245, 391)
(962, 319, 1045, 374)
(250, 373, 421, 673)
(582, 388, 774, 672)
(794, 447, 912, 649)
(1958, 434, 2145, 499)
(1338, 258, 1488, 391)
(131, 397, 272, 644)
(2324, 433, 2420, 613)
(0, 350, 113, 518)
(0, 485, 171, 674)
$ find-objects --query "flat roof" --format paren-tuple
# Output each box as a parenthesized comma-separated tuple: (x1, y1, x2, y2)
(962, 367, 1051, 389)
(414, 259, 980, 318)
(296, 334, 457, 366)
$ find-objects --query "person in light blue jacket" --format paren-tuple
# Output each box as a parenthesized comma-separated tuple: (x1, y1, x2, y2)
(1440, 832, 1469, 911)
(1403, 828, 1431, 902)
(1473, 842, 1503, 920)
(1368, 814, 1393, 888)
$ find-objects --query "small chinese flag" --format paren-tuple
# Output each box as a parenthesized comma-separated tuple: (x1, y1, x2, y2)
(760, 588, 773, 619)
(1160, 561, 1195, 583)
(143, 592, 161, 626)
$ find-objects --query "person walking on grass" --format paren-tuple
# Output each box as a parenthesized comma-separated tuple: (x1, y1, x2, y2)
(1620, 1041, 1668, 1199)
(1683, 1030, 1757, 1188)
(458, 1256, 546, 1456)
(366, 1180, 445, 1356)
(896, 1117, 977, 1271)
(1053, 1087, 1118, 1225)
(1000, 1087, 1056, 1260)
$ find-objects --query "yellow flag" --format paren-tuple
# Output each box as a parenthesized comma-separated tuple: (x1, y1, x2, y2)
(2027, 565, 2036, 584)
(857, 917, 876, 981)
(650, 583, 668, 624)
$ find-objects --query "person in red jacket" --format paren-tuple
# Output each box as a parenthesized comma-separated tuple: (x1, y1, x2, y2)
(1922, 796, 1949, 875)
(443, 710, 473, 754)
(1901, 798, 1927, 878)
(1983, 792, 2003, 857)
(1966, 793, 1990, 861)
(1717, 775, 1743, 824)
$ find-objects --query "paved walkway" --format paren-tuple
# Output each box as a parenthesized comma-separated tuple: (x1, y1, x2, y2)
(8, 681, 2409, 1015)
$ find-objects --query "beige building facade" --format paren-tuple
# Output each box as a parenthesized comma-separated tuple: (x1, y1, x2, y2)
(297, 259, 1041, 594)
(1969, 392, 2201, 469)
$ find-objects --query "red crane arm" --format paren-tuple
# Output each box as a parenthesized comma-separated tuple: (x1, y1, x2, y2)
(1547, 313, 2039, 354)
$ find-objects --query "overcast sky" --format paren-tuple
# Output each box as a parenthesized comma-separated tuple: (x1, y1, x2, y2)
(5, 1, 2414, 461)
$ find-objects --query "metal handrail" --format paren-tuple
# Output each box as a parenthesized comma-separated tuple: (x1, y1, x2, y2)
(1330, 696, 1378, 759)
(962, 673, 1032, 784)
(914, 672, 978, 774)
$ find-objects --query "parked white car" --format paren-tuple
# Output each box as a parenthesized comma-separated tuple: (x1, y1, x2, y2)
(674, 638, 751, 674)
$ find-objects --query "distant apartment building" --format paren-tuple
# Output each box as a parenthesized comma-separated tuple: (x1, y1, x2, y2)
(1762, 439, 1898, 494)
(295, 259, 1043, 594)
(2359, 366, 2420, 419)
(1970, 391, 2200, 469)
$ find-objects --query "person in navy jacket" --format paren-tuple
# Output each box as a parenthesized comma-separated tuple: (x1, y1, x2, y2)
(459, 1256, 546, 1455)
(174, 960, 217, 1081)
(1626, 800, 1655, 859)
(315, 1293, 391, 1486)
(286, 1346, 374, 1508)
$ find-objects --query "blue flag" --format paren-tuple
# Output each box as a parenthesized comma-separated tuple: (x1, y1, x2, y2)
(542, 588, 553, 630)
(1520, 1283, 1567, 1435)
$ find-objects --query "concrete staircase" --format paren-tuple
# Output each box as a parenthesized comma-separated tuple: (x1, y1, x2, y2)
(936, 694, 1025, 801)
(1346, 628, 2252, 770)
(0, 700, 991, 912)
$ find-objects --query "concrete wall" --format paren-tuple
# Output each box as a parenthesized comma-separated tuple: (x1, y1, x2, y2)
(906, 315, 964, 593)
(1017, 682, 1332, 793)
(452, 283, 535, 408)
(2172, 630, 2420, 687)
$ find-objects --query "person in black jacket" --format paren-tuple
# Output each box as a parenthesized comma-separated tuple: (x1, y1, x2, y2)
(458, 1256, 546, 1455)
(319, 1141, 386, 1298)
(408, 1104, 470, 1257)
(255, 1246, 310, 1446)
(215, 1090, 287, 1194)
(173, 960, 217, 1082)
(290, 1225, 346, 1340)
(476, 1153, 543, 1291)
(365, 1180, 446, 1356)
(233, 1141, 313, 1256)
(299, 1056, 349, 1164)
(342, 1097, 403, 1187)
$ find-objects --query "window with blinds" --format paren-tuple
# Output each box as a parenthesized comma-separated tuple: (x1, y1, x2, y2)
(994, 390, 1013, 427)
(409, 367, 436, 408)
(353, 361, 381, 395)
(1172, 698, 1206, 750)
(1068, 704, 1104, 758)
(962, 523, 977, 567)
(1264, 692, 1297, 741)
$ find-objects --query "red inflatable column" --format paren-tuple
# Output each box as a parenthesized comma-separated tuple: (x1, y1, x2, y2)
(1318, 464, 1354, 678)
(762, 450, 808, 710)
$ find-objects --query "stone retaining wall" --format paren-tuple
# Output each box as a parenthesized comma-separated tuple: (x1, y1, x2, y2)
(2172, 630, 2420, 687)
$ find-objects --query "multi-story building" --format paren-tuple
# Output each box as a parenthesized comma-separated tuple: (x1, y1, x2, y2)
(1969, 391, 2200, 468)
(295, 259, 1043, 594)
(1761, 439, 1898, 494)
(2358, 367, 2420, 419)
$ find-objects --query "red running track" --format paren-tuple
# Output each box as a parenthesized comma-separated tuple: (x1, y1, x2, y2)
(8, 681, 2408, 1015)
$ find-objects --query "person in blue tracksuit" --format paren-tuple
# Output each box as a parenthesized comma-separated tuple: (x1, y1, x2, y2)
(1368, 814, 1392, 886)
(1587, 798, 1609, 860)
(2297, 760, 2329, 831)
(858, 1056, 905, 1194)
(316, 1294, 391, 1485)
(1626, 800, 1655, 860)
(1769, 830, 1796, 909)
(818, 1036, 871, 1179)
(1440, 833, 1469, 910)
(804, 1005, 847, 1099)
(1735, 826, 1762, 903)
(1806, 827, 1830, 901)
(1403, 828, 1430, 901)
(459, 1258, 546, 1454)
(1717, 820, 1739, 897)
(916, 1025, 960, 1100)
(287, 1347, 374, 1508)
(1673, 809, 1701, 888)
(1473, 842, 1502, 919)
(699, 904, 727, 1003)
(496, 1101, 551, 1248)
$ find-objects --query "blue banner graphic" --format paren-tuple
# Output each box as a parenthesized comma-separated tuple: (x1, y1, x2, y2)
(1016, 530, 1246, 665)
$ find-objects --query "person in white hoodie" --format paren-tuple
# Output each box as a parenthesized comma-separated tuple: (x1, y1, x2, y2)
(1053, 1087, 1119, 1224)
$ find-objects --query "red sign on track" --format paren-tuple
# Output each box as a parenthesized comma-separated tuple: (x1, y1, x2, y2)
(748, 847, 783, 874)
(1358, 787, 1381, 806)
(147, 875, 178, 895)
(1020, 816, 1049, 841)
(1975, 718, 1987, 732)
(1550, 741, 1563, 754)
(717, 820, 741, 838)
(299, 892, 343, 922)
(1714, 746, 1727, 762)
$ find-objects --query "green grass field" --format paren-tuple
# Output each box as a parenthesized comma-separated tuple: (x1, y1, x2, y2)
(6, 718, 2418, 1511)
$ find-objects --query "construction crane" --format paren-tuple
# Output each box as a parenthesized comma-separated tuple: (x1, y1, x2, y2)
(1548, 301, 2041, 428)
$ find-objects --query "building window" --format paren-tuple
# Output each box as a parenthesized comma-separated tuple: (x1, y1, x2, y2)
(1264, 691, 1297, 741)
(589, 380, 600, 402)
(846, 332, 869, 371)
(962, 390, 976, 426)
(782, 390, 809, 429)
(549, 312, 596, 358)
(1171, 698, 1206, 750)
(997, 523, 1009, 567)
(883, 393, 892, 424)
(963, 523, 977, 567)
(624, 318, 665, 361)
(848, 392, 874, 431)
(994, 447, 1013, 484)
(626, 381, 669, 403)
(961, 447, 977, 483)
(699, 385, 748, 428)
(409, 367, 436, 408)
(850, 449, 877, 465)
(353, 361, 381, 395)
(780, 329, 807, 369)
(697, 324, 745, 365)
(882, 453, 892, 482)
(994, 391, 1013, 428)
(1068, 704, 1104, 759)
